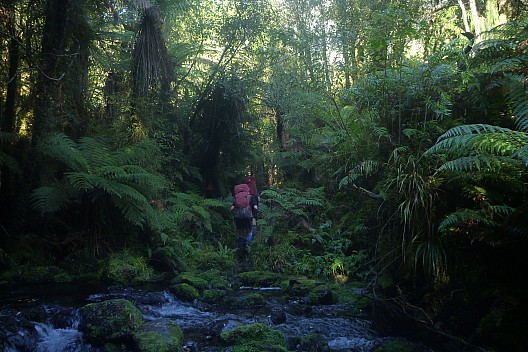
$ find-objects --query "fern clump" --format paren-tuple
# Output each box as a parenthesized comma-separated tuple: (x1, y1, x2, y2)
(31, 133, 167, 243)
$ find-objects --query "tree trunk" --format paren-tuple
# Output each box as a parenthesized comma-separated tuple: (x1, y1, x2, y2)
(31, 0, 72, 142)
(469, 0, 481, 37)
(2, 4, 19, 133)
(457, 0, 471, 33)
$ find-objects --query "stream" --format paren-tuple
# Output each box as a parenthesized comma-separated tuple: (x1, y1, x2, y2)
(0, 282, 390, 352)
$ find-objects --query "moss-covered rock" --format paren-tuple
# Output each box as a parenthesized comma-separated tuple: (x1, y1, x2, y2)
(133, 318, 183, 352)
(106, 251, 155, 285)
(201, 269, 231, 290)
(238, 271, 283, 287)
(171, 283, 200, 301)
(299, 333, 330, 352)
(307, 285, 338, 305)
(280, 277, 319, 296)
(79, 299, 144, 345)
(192, 250, 236, 272)
(220, 323, 288, 352)
(231, 293, 266, 308)
(202, 289, 226, 304)
(173, 272, 209, 291)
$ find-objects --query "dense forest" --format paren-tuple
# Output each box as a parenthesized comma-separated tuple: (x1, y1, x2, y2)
(1, 0, 527, 351)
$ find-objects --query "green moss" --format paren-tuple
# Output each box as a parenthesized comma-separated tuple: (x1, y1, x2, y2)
(134, 319, 183, 352)
(307, 285, 338, 305)
(202, 289, 226, 303)
(106, 251, 155, 285)
(299, 333, 329, 352)
(20, 266, 54, 284)
(192, 251, 236, 272)
(171, 283, 199, 301)
(80, 299, 144, 344)
(200, 269, 231, 289)
(280, 277, 318, 296)
(220, 323, 287, 351)
(238, 271, 282, 287)
(173, 272, 208, 291)
(235, 293, 265, 308)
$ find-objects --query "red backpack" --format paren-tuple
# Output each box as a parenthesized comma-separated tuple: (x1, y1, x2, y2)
(243, 175, 258, 196)
(233, 183, 251, 219)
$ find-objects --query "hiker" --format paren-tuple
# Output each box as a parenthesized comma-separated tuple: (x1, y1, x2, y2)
(231, 182, 252, 259)
(243, 174, 259, 240)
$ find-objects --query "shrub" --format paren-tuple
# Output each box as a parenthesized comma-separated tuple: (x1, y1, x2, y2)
(106, 251, 155, 285)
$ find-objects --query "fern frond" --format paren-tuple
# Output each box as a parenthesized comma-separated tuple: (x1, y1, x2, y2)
(65, 172, 97, 192)
(438, 208, 497, 233)
(437, 155, 521, 172)
(490, 205, 516, 217)
(436, 124, 514, 141)
(0, 152, 21, 174)
(505, 226, 528, 238)
(39, 133, 88, 171)
(515, 115, 528, 132)
(31, 185, 74, 214)
(113, 197, 148, 228)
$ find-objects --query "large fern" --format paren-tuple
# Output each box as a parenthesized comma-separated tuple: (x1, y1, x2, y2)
(425, 20, 528, 242)
(31, 133, 167, 230)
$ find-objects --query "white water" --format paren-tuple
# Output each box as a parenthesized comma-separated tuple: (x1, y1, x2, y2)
(2, 288, 385, 351)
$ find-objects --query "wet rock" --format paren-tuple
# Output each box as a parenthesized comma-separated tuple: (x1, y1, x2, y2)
(48, 306, 78, 328)
(133, 318, 183, 352)
(0, 314, 39, 351)
(270, 307, 287, 324)
(237, 270, 283, 287)
(79, 298, 143, 345)
(298, 332, 330, 352)
(20, 305, 47, 322)
(328, 336, 378, 351)
(219, 319, 242, 335)
(170, 283, 199, 302)
(308, 285, 338, 305)
(220, 322, 288, 351)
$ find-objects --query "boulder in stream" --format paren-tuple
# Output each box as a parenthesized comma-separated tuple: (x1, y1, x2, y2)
(133, 318, 183, 352)
(79, 298, 143, 345)
(220, 322, 288, 351)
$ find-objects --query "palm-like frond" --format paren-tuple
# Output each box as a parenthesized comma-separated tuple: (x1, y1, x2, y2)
(30, 183, 75, 214)
(38, 133, 88, 172)
(33, 133, 167, 230)
(437, 155, 522, 173)
(438, 208, 497, 233)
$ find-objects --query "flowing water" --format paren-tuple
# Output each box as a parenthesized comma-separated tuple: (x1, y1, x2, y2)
(0, 283, 387, 351)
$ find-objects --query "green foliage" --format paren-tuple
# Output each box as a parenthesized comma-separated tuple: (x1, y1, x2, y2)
(133, 319, 183, 352)
(170, 283, 200, 302)
(237, 271, 283, 287)
(106, 251, 156, 285)
(80, 299, 144, 344)
(260, 187, 325, 239)
(220, 323, 287, 352)
(151, 192, 229, 237)
(31, 133, 166, 230)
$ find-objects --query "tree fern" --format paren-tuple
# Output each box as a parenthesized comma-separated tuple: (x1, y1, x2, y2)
(32, 133, 167, 237)
(156, 192, 229, 235)
(438, 208, 499, 233)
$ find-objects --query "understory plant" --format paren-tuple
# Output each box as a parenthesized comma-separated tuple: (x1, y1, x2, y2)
(31, 133, 167, 253)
